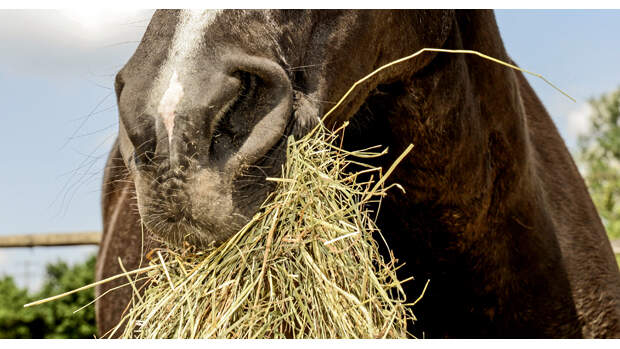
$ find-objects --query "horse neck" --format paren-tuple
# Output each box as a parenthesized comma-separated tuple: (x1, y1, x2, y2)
(359, 13, 583, 336)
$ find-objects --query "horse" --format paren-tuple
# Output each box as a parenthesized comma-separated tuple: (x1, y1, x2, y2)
(96, 10, 620, 338)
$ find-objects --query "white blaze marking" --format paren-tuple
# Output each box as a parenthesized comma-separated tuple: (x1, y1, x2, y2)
(170, 10, 220, 61)
(157, 70, 184, 145)
(155, 10, 221, 149)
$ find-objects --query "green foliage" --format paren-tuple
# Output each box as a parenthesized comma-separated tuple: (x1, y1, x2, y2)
(577, 87, 620, 239)
(0, 255, 96, 339)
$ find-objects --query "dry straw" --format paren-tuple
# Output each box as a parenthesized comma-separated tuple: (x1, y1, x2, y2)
(108, 122, 417, 339)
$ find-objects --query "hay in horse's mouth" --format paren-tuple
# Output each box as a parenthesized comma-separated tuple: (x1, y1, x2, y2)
(105, 121, 417, 339)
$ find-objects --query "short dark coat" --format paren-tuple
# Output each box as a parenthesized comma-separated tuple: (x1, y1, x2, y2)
(96, 10, 620, 338)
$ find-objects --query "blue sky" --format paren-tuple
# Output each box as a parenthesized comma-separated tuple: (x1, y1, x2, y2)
(1, 10, 619, 290)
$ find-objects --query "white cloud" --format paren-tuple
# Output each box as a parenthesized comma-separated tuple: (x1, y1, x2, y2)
(566, 102, 594, 143)
(0, 10, 154, 78)
(58, 9, 153, 42)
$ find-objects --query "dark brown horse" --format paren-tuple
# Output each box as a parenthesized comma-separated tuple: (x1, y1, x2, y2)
(96, 10, 620, 338)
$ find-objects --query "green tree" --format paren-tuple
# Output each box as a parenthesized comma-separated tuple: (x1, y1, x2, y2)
(0, 255, 97, 338)
(577, 87, 620, 240)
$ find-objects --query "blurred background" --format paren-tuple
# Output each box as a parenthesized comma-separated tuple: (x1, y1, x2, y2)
(0, 9, 619, 337)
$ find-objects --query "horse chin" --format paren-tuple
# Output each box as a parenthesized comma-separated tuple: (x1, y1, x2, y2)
(140, 209, 240, 249)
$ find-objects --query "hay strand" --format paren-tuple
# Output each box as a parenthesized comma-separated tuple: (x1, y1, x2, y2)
(23, 264, 159, 308)
(321, 47, 574, 123)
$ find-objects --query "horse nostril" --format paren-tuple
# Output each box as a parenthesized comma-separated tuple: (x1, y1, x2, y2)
(210, 54, 293, 171)
(208, 70, 261, 164)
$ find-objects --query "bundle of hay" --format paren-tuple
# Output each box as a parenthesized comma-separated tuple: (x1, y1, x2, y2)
(107, 122, 416, 339)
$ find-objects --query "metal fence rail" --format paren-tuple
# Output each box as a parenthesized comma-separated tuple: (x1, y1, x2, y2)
(0, 232, 101, 247)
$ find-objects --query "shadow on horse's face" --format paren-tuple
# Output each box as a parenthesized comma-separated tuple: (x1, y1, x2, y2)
(114, 10, 454, 247)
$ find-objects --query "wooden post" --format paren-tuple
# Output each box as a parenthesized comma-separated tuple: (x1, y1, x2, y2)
(0, 232, 617, 253)
(0, 232, 102, 247)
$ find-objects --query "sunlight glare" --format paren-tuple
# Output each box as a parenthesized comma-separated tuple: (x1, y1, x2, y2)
(59, 9, 144, 37)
